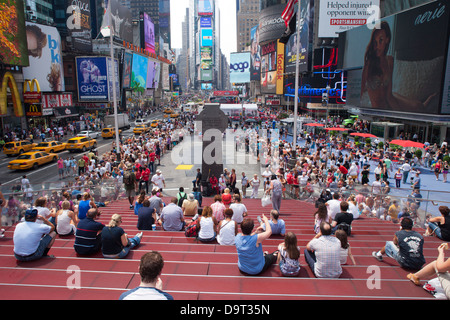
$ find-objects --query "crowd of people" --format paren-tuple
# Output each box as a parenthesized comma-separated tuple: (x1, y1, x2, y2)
(5, 106, 450, 300)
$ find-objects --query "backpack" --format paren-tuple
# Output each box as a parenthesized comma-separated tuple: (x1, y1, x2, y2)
(123, 171, 133, 185)
(184, 219, 199, 237)
(337, 222, 352, 236)
(177, 192, 187, 207)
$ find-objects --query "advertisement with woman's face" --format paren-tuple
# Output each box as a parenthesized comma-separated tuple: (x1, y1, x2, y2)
(340, 1, 450, 115)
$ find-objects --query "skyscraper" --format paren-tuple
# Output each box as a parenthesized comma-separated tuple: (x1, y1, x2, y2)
(236, 0, 259, 52)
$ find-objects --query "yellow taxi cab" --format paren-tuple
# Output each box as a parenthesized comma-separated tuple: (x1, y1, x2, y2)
(164, 108, 172, 114)
(3, 140, 37, 157)
(8, 151, 58, 171)
(65, 136, 97, 152)
(101, 127, 122, 139)
(133, 124, 149, 135)
(170, 112, 180, 118)
(150, 120, 159, 128)
(33, 140, 66, 153)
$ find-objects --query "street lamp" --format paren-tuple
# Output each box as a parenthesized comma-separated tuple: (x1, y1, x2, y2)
(101, 14, 121, 161)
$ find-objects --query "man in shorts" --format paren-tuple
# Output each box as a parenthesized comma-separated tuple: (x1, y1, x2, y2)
(123, 165, 136, 209)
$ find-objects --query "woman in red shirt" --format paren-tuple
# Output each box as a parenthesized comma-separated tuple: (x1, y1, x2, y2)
(221, 188, 232, 206)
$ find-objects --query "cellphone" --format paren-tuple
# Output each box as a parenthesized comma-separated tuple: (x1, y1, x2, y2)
(257, 216, 262, 224)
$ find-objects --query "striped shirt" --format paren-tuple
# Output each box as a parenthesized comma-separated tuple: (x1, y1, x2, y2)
(74, 218, 104, 251)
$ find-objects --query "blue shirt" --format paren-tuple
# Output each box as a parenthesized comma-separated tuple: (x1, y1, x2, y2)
(235, 234, 264, 275)
(263, 219, 286, 235)
(78, 200, 91, 219)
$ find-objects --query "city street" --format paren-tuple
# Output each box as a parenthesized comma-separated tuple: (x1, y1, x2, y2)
(0, 112, 164, 190)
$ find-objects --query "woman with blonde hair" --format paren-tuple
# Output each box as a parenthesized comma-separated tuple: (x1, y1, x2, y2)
(101, 214, 142, 259)
(197, 206, 218, 242)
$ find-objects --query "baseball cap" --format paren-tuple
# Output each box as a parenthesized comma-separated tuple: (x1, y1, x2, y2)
(25, 209, 38, 219)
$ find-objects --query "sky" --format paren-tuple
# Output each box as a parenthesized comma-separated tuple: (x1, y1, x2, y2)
(170, 0, 237, 60)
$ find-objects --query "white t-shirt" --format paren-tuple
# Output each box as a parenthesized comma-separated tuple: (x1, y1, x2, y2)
(229, 203, 248, 224)
(326, 199, 341, 220)
(151, 174, 165, 189)
(34, 206, 51, 224)
(13, 221, 51, 256)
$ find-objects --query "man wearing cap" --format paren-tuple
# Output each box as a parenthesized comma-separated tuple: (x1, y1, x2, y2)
(151, 170, 166, 191)
(13, 209, 56, 261)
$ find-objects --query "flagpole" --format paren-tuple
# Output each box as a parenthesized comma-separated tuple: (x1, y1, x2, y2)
(292, 2, 301, 159)
(108, 5, 121, 160)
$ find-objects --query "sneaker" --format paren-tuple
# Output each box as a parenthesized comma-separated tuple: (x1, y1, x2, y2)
(372, 251, 383, 262)
(136, 232, 143, 239)
(0, 229, 4, 238)
(130, 205, 134, 210)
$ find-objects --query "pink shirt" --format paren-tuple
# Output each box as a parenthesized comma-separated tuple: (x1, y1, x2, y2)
(211, 201, 226, 221)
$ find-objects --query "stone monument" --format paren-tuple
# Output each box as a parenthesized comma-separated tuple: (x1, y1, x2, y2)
(195, 103, 228, 188)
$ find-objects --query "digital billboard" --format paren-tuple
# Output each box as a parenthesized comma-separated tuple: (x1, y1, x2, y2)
(0, 0, 28, 66)
(23, 22, 65, 92)
(131, 53, 148, 90)
(101, 0, 133, 43)
(230, 52, 251, 84)
(141, 12, 155, 54)
(260, 41, 277, 93)
(200, 17, 212, 28)
(198, 0, 213, 15)
(122, 52, 133, 89)
(250, 26, 261, 81)
(338, 0, 450, 115)
(201, 28, 213, 47)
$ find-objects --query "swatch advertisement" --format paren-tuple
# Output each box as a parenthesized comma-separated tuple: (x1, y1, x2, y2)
(76, 56, 108, 101)
(23, 22, 65, 92)
(338, 0, 450, 115)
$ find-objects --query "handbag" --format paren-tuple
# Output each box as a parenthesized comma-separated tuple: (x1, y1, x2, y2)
(261, 194, 271, 207)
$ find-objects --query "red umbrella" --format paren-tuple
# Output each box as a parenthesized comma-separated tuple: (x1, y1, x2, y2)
(325, 127, 349, 131)
(350, 132, 377, 138)
(390, 140, 425, 148)
(304, 123, 325, 127)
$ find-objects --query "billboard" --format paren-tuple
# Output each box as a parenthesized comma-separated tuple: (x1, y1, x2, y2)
(198, 0, 213, 15)
(66, 0, 92, 52)
(230, 52, 251, 84)
(250, 26, 261, 81)
(141, 12, 155, 54)
(200, 17, 212, 28)
(131, 53, 148, 90)
(23, 23, 65, 92)
(201, 28, 213, 47)
(260, 41, 277, 93)
(258, 4, 286, 43)
(276, 41, 285, 95)
(101, 0, 133, 43)
(0, 0, 29, 66)
(284, 0, 314, 74)
(318, 0, 380, 38)
(76, 57, 109, 100)
(201, 47, 213, 70)
(338, 0, 450, 115)
(122, 52, 133, 89)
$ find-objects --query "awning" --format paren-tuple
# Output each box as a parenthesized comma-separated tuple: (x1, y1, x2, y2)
(52, 106, 79, 119)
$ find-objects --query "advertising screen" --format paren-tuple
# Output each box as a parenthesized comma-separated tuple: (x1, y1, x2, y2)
(230, 52, 251, 84)
(76, 56, 108, 100)
(200, 17, 212, 28)
(198, 0, 213, 15)
(122, 52, 133, 89)
(141, 12, 155, 54)
(131, 53, 148, 90)
(338, 0, 450, 115)
(260, 41, 277, 93)
(23, 22, 65, 92)
(102, 0, 133, 43)
(250, 26, 261, 81)
(318, 0, 380, 38)
(284, 0, 314, 74)
(0, 0, 28, 66)
(201, 28, 213, 47)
